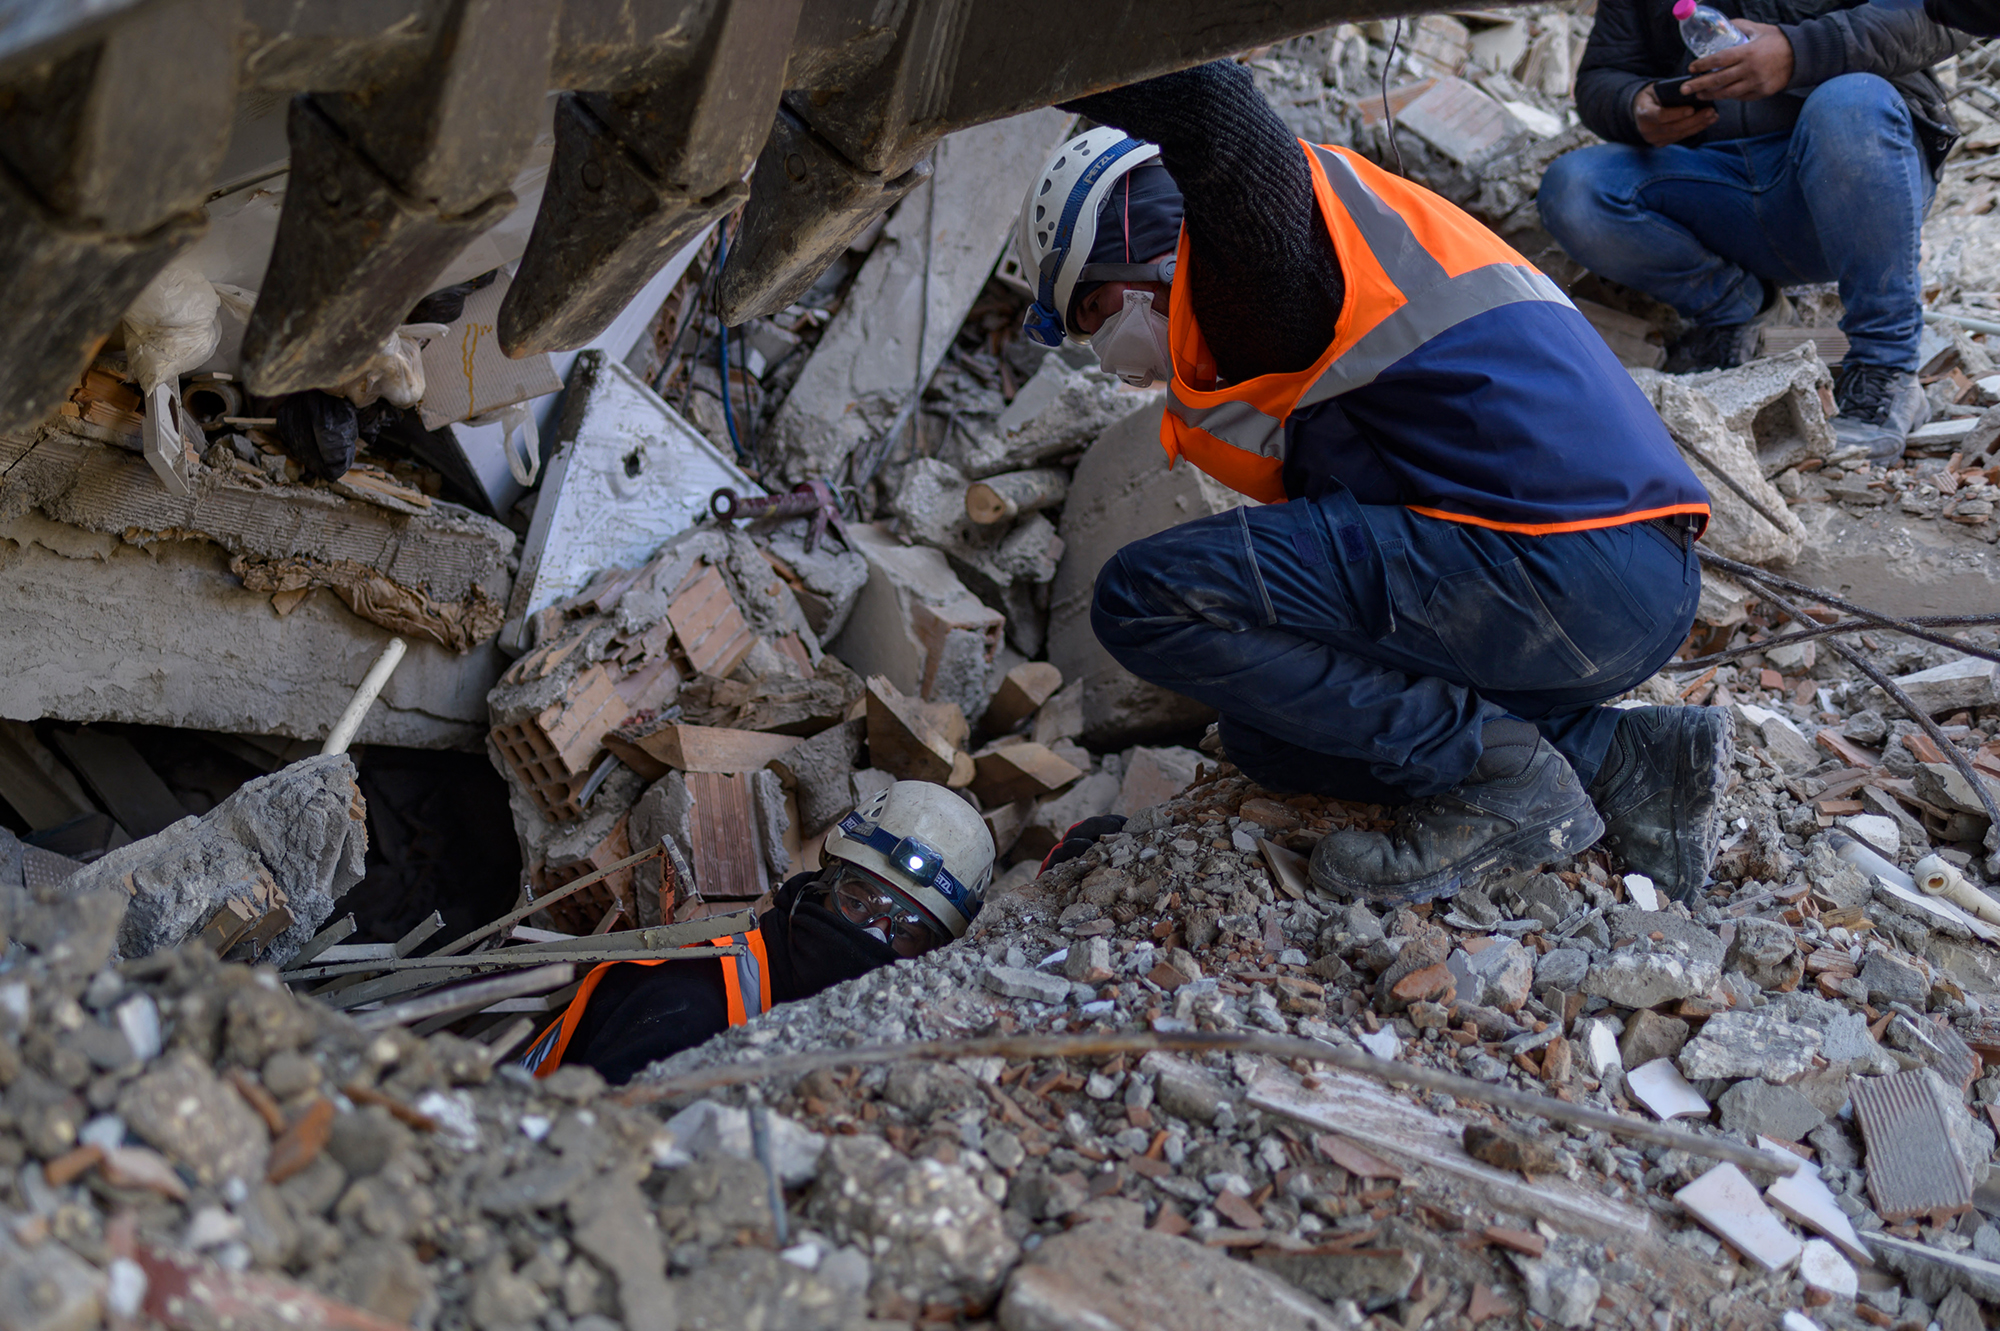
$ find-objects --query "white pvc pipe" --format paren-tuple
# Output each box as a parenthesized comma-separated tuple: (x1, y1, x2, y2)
(1913, 852, 2000, 926)
(322, 638, 408, 756)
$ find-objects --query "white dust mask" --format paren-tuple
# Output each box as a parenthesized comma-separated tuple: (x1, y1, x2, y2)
(1091, 289, 1172, 388)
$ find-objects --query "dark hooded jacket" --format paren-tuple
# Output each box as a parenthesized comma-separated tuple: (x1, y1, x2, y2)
(1574, 0, 1967, 176)
(558, 872, 902, 1085)
(1924, 0, 2000, 36)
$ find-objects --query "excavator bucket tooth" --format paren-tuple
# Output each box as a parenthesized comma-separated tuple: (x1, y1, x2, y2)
(239, 95, 516, 398)
(499, 96, 748, 357)
(716, 106, 931, 328)
(501, 0, 800, 355)
(0, 0, 234, 430)
(0, 176, 202, 432)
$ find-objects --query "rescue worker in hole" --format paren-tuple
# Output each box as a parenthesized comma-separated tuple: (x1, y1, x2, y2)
(1018, 61, 1734, 906)
(521, 781, 994, 1085)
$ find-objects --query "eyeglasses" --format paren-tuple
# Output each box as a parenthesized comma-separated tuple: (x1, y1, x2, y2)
(829, 867, 948, 958)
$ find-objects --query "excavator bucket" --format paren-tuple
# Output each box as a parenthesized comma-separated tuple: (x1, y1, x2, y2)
(0, 0, 1393, 430)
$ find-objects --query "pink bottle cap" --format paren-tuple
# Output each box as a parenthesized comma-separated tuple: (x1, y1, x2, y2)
(1673, 0, 1695, 17)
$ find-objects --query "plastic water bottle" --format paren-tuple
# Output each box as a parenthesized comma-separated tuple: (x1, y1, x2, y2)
(1674, 0, 1749, 56)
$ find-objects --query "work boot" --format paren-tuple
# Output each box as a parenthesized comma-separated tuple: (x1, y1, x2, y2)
(1308, 721, 1604, 906)
(1586, 705, 1735, 902)
(1830, 361, 1929, 462)
(1663, 290, 1792, 375)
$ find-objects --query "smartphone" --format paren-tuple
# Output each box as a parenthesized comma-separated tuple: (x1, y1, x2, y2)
(1652, 77, 1713, 109)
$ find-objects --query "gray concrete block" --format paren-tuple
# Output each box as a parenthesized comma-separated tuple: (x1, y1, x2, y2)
(1049, 404, 1250, 749)
(765, 110, 1071, 484)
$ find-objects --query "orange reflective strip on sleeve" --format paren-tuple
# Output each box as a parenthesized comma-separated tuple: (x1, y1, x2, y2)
(526, 960, 628, 1078)
(708, 934, 749, 1026)
(1162, 419, 1289, 505)
(528, 927, 772, 1077)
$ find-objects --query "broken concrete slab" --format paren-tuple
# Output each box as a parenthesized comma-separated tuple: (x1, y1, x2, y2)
(1882, 657, 2000, 717)
(829, 521, 1003, 723)
(1677, 1010, 1823, 1082)
(1111, 746, 1203, 819)
(998, 1223, 1345, 1331)
(1247, 1068, 1655, 1244)
(1050, 403, 1250, 748)
(61, 753, 366, 967)
(503, 353, 764, 647)
(1673, 348, 1838, 473)
(766, 110, 1072, 485)
(1, 414, 516, 655)
(1630, 361, 1812, 566)
(942, 356, 1152, 480)
(0, 514, 503, 747)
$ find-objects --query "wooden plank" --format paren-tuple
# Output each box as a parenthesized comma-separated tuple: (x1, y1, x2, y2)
(633, 723, 800, 774)
(685, 770, 770, 899)
(49, 728, 187, 838)
(0, 720, 96, 830)
(353, 963, 577, 1030)
(971, 741, 1083, 806)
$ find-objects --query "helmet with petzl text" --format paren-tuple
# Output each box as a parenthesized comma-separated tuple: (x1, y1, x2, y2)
(1015, 127, 1179, 348)
(823, 780, 995, 942)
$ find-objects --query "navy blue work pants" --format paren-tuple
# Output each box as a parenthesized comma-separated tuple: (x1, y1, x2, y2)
(1538, 75, 1934, 372)
(1090, 490, 1701, 803)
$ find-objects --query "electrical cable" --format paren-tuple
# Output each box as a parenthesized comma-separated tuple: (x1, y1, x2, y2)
(1671, 613, 2000, 672)
(1709, 551, 2000, 848)
(1698, 548, 2000, 667)
(1382, 19, 1408, 177)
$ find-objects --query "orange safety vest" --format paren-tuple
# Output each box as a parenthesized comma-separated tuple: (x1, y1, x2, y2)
(520, 928, 772, 1077)
(1160, 141, 1710, 535)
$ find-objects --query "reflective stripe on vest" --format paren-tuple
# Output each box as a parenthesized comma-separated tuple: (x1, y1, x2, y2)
(1161, 143, 1575, 504)
(521, 928, 773, 1078)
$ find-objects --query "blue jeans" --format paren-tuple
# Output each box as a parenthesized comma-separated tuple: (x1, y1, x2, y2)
(1091, 490, 1700, 803)
(1537, 74, 1934, 371)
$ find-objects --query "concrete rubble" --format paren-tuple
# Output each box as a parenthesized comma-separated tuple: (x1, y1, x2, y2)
(8, 12, 2000, 1331)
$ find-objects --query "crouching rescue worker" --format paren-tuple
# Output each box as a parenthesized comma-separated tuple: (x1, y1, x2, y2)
(1018, 61, 1734, 905)
(520, 781, 994, 1084)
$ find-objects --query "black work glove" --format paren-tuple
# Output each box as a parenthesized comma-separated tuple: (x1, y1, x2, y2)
(1038, 814, 1129, 874)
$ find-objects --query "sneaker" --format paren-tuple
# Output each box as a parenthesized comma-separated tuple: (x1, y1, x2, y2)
(1587, 705, 1734, 902)
(1664, 289, 1793, 375)
(1308, 725, 1604, 906)
(1831, 361, 1929, 462)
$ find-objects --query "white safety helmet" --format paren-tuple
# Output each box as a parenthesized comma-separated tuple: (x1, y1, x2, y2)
(823, 781, 995, 939)
(1017, 128, 1175, 347)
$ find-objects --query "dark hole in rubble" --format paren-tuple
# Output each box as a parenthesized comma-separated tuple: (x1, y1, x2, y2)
(184, 386, 232, 423)
(339, 747, 520, 945)
(623, 447, 645, 477)
(0, 719, 517, 946)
